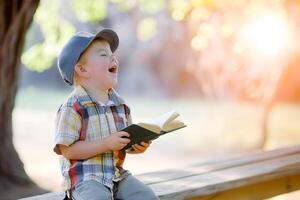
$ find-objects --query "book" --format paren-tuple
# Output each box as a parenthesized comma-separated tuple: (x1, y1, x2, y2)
(121, 110, 186, 150)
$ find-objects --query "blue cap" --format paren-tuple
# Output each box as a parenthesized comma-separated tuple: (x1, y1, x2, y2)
(57, 28, 119, 85)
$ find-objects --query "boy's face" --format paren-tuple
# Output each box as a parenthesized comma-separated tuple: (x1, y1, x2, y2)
(78, 40, 119, 90)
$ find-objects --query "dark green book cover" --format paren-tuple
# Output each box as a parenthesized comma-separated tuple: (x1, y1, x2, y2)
(121, 124, 186, 150)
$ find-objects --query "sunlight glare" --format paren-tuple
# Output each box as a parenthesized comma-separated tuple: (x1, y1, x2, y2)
(240, 12, 292, 57)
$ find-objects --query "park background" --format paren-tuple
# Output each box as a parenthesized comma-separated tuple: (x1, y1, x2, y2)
(2, 0, 300, 199)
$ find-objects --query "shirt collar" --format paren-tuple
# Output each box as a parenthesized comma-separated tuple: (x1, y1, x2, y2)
(73, 85, 126, 106)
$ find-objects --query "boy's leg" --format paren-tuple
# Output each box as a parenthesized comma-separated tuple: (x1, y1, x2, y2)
(114, 174, 159, 200)
(72, 180, 113, 200)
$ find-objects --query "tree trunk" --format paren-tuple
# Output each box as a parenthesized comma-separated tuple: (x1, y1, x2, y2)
(0, 0, 40, 195)
(259, 55, 300, 149)
(258, 102, 273, 149)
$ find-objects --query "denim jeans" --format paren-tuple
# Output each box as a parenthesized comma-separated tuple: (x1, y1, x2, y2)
(71, 174, 159, 200)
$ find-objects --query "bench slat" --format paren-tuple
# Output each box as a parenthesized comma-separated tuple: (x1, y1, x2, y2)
(188, 174, 300, 200)
(137, 145, 300, 185)
(151, 153, 300, 199)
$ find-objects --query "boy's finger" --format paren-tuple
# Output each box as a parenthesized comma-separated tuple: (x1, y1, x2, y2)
(132, 145, 139, 152)
(120, 138, 130, 143)
(119, 131, 130, 137)
(138, 145, 148, 151)
(141, 142, 149, 147)
(133, 144, 145, 151)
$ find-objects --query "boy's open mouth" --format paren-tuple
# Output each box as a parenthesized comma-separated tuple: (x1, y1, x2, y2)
(108, 65, 117, 73)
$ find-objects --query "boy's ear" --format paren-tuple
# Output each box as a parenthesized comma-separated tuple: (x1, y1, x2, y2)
(74, 63, 89, 78)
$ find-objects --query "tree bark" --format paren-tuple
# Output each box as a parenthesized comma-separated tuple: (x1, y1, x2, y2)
(0, 0, 40, 193)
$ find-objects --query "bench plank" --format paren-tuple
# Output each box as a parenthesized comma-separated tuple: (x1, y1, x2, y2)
(188, 174, 300, 200)
(137, 145, 300, 185)
(150, 153, 300, 199)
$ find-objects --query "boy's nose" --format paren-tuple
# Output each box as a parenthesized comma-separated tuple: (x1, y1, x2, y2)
(110, 54, 116, 61)
(110, 54, 119, 65)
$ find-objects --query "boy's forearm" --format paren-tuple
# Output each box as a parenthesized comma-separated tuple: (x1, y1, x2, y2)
(60, 139, 111, 160)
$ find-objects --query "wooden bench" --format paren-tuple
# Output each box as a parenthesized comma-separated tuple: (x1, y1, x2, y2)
(21, 145, 300, 200)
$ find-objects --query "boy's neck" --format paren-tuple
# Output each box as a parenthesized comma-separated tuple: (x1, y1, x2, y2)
(81, 83, 110, 104)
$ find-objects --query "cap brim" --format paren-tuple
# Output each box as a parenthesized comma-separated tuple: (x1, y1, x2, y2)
(93, 29, 119, 52)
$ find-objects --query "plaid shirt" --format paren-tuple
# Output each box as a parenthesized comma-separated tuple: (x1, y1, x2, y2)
(54, 85, 132, 190)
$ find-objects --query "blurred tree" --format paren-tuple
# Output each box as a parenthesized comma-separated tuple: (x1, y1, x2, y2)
(22, 0, 76, 72)
(21, 0, 165, 72)
(0, 0, 45, 198)
(261, 55, 300, 148)
(166, 0, 300, 149)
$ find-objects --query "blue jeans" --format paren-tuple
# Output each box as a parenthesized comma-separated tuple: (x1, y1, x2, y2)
(71, 174, 159, 200)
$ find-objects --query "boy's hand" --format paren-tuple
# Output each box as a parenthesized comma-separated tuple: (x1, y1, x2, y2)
(128, 141, 152, 154)
(105, 131, 130, 150)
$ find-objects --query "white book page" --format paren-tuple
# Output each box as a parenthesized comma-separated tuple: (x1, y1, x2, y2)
(162, 120, 185, 132)
(143, 110, 179, 128)
(137, 111, 180, 134)
(137, 123, 161, 134)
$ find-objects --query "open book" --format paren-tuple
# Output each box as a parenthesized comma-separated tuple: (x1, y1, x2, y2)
(121, 110, 186, 150)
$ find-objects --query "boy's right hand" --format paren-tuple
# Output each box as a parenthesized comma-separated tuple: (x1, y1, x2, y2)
(104, 131, 130, 150)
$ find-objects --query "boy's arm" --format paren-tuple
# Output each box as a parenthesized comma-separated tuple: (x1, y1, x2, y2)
(58, 140, 108, 160)
(59, 131, 130, 160)
(54, 105, 130, 159)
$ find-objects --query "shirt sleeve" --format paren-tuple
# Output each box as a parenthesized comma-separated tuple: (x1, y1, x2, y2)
(53, 106, 82, 155)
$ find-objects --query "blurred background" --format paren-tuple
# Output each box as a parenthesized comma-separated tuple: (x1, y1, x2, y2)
(10, 0, 300, 199)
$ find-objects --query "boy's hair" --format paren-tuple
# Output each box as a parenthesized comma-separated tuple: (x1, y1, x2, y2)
(57, 29, 119, 86)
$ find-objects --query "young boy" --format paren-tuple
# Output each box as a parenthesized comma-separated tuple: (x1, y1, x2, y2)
(54, 28, 159, 200)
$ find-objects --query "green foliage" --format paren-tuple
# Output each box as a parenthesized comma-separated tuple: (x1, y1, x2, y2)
(22, 44, 55, 72)
(22, 0, 75, 72)
(137, 17, 157, 41)
(169, 0, 190, 21)
(70, 0, 107, 22)
(110, 0, 136, 12)
(138, 0, 164, 14)
(21, 0, 169, 72)
(111, 0, 164, 14)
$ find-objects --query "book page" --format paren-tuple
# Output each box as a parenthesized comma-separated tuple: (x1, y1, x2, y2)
(137, 111, 180, 134)
(147, 110, 179, 127)
(162, 119, 186, 132)
(136, 123, 161, 134)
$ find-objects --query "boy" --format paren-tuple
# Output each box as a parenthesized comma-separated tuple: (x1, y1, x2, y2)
(54, 28, 159, 200)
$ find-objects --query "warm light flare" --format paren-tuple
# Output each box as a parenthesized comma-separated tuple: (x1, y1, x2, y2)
(239, 12, 292, 57)
(191, 35, 208, 51)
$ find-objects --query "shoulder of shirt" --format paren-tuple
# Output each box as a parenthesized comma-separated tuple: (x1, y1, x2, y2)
(109, 88, 127, 105)
(58, 85, 131, 112)
(58, 87, 87, 111)
(110, 89, 132, 113)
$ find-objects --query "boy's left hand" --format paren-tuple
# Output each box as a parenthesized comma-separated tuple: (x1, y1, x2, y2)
(128, 141, 152, 154)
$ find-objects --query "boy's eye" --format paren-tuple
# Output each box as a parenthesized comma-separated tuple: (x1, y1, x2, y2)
(100, 54, 107, 57)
